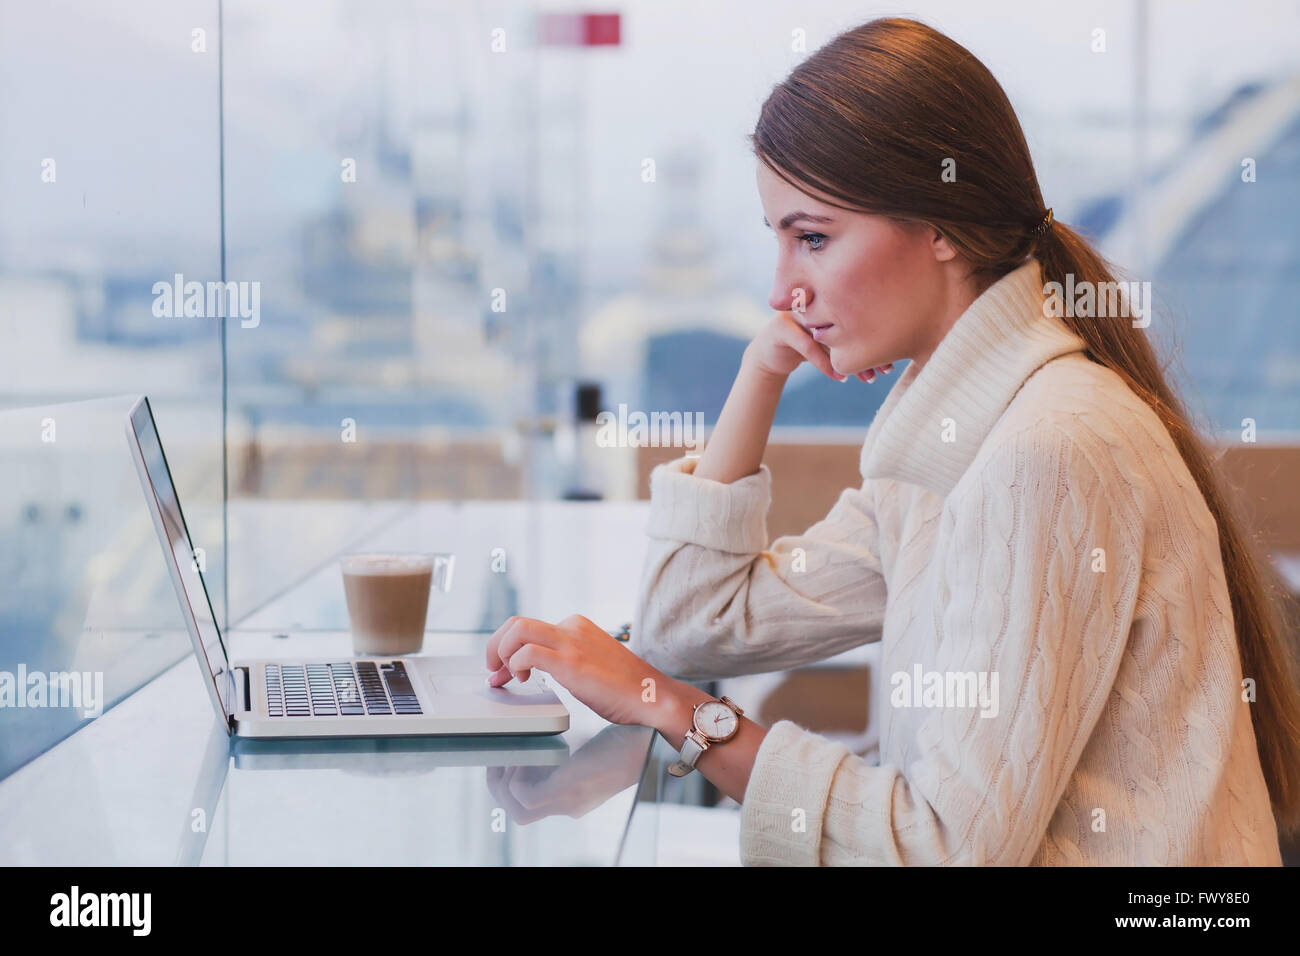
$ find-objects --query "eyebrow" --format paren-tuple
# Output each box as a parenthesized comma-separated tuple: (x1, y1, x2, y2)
(763, 211, 835, 230)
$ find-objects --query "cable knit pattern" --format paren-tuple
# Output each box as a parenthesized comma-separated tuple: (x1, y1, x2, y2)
(630, 257, 1283, 866)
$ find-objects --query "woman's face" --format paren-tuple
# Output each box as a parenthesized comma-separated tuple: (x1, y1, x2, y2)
(756, 160, 960, 375)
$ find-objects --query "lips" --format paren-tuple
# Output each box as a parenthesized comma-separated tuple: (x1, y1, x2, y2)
(806, 322, 833, 342)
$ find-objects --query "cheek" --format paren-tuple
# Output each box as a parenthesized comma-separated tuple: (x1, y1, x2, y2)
(821, 248, 891, 327)
(835, 231, 926, 325)
(835, 229, 900, 289)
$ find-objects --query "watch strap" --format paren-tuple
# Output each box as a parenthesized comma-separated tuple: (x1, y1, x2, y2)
(667, 732, 706, 777)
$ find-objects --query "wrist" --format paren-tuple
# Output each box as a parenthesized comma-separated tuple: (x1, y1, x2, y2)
(740, 347, 790, 390)
(654, 679, 713, 742)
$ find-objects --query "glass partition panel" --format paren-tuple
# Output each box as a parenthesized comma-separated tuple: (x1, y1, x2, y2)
(0, 0, 224, 777)
(221, 0, 543, 626)
(0, 397, 197, 779)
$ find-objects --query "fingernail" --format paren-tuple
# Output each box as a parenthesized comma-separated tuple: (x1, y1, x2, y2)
(836, 374, 848, 382)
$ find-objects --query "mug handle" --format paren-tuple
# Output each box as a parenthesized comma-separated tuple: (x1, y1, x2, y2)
(431, 553, 455, 593)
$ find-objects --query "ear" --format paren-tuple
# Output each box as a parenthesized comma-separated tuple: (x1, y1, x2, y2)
(929, 226, 959, 263)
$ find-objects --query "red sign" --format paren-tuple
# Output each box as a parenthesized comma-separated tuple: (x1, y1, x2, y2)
(538, 12, 621, 47)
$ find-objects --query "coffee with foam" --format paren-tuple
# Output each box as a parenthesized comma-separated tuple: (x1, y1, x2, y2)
(341, 553, 435, 655)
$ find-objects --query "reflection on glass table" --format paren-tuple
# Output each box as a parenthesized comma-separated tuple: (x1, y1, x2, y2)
(188, 630, 656, 866)
(197, 725, 654, 866)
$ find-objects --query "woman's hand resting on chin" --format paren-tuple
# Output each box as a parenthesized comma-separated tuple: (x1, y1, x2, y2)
(745, 310, 894, 384)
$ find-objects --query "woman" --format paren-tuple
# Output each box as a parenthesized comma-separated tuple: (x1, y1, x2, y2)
(485, 17, 1300, 865)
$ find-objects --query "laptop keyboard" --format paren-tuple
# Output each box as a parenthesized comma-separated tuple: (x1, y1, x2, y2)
(264, 661, 423, 718)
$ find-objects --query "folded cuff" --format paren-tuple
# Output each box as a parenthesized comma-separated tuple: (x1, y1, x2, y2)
(740, 719, 852, 866)
(645, 455, 771, 554)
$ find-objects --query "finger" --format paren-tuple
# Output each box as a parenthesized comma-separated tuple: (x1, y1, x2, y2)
(487, 616, 556, 673)
(489, 637, 547, 685)
(486, 615, 526, 673)
(775, 311, 843, 380)
(500, 642, 564, 686)
(880, 362, 894, 374)
(556, 612, 591, 633)
(784, 326, 843, 381)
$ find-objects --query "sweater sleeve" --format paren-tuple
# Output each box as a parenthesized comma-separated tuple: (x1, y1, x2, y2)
(628, 454, 888, 681)
(739, 424, 1142, 865)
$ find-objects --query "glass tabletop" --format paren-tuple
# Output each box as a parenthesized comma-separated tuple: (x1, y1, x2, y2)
(202, 628, 658, 866)
(0, 626, 659, 866)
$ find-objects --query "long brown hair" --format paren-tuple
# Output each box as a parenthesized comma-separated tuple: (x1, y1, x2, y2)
(750, 16, 1300, 838)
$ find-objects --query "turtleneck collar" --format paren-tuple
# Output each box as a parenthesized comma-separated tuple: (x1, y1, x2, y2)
(859, 256, 1088, 497)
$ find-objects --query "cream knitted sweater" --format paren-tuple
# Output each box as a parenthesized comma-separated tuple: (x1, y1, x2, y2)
(630, 257, 1282, 866)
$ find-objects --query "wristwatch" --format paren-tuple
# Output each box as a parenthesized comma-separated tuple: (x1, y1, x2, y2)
(667, 696, 745, 777)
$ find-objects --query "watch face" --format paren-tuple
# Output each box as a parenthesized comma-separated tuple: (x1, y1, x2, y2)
(695, 700, 739, 741)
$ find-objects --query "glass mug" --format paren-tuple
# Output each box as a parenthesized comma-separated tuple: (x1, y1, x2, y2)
(340, 552, 455, 656)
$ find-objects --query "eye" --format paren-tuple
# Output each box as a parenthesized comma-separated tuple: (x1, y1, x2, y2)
(797, 232, 827, 252)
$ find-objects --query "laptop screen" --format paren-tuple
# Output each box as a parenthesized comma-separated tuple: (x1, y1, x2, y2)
(128, 397, 234, 721)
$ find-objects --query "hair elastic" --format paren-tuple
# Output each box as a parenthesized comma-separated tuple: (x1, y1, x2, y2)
(1032, 207, 1054, 237)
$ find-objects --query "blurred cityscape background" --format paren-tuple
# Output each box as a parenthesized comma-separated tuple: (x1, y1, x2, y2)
(1, 0, 1299, 778)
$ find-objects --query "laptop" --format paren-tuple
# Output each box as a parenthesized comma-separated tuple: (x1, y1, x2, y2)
(124, 395, 570, 739)
(230, 735, 570, 771)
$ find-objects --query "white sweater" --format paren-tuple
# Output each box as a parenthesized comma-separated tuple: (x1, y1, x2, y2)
(630, 257, 1283, 866)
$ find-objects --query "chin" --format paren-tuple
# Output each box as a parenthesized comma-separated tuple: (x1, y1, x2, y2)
(844, 349, 885, 374)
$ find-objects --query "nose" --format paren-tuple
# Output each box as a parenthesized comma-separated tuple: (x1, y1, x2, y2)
(768, 243, 811, 313)
(768, 277, 810, 314)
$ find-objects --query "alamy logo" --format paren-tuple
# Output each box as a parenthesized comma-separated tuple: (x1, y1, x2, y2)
(889, 665, 999, 719)
(152, 272, 261, 328)
(0, 666, 103, 717)
(1043, 274, 1152, 328)
(594, 404, 705, 452)
(49, 886, 151, 936)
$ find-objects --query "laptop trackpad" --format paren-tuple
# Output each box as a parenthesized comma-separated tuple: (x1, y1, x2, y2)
(434, 672, 547, 696)
(413, 657, 551, 699)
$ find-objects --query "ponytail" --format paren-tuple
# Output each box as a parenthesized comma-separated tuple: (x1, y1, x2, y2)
(1034, 219, 1300, 837)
